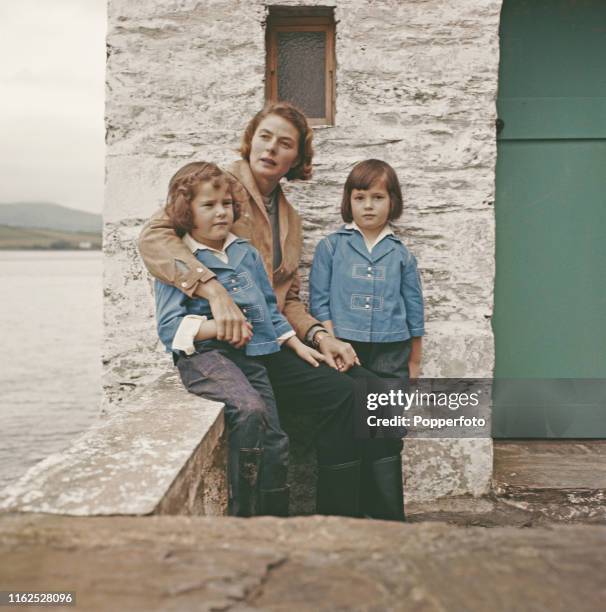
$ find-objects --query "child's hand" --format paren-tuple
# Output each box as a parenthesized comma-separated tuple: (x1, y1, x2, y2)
(231, 321, 254, 349)
(408, 337, 423, 380)
(408, 360, 421, 380)
(285, 336, 326, 368)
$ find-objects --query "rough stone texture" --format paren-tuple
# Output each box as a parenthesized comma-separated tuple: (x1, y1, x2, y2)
(407, 493, 606, 527)
(405, 438, 493, 503)
(105, 0, 502, 497)
(1, 514, 605, 611)
(492, 441, 606, 524)
(0, 373, 227, 516)
(494, 441, 606, 489)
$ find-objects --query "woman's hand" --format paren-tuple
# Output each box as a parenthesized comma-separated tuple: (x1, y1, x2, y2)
(197, 279, 250, 346)
(285, 336, 326, 368)
(315, 333, 360, 372)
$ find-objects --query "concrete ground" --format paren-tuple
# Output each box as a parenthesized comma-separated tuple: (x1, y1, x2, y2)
(407, 441, 606, 527)
(1, 513, 605, 612)
(1, 442, 605, 611)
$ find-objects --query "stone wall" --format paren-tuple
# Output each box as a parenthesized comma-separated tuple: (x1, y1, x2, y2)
(105, 0, 502, 500)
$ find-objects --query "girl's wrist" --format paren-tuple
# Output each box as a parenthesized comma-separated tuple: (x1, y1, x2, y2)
(286, 336, 300, 348)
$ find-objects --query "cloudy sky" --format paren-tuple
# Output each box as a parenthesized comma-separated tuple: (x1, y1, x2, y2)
(0, 0, 106, 214)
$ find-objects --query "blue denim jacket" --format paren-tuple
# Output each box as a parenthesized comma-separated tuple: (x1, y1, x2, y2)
(155, 238, 293, 357)
(309, 226, 424, 343)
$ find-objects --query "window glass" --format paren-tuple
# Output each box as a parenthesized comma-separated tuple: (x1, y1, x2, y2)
(277, 31, 326, 119)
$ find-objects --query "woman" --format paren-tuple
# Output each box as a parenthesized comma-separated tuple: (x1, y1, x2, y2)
(139, 102, 404, 520)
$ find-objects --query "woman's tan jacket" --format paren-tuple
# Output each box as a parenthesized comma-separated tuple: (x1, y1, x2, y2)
(138, 159, 319, 339)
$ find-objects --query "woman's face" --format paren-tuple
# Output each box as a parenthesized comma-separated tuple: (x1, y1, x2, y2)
(249, 114, 300, 186)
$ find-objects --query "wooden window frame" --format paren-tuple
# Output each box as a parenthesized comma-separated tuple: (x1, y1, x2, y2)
(266, 16, 336, 126)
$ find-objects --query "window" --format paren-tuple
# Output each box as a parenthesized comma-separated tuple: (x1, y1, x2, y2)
(266, 8, 336, 126)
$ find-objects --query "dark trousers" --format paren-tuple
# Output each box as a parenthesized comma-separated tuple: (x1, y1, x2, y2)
(178, 341, 400, 484)
(348, 339, 412, 380)
(177, 343, 289, 504)
(347, 339, 412, 461)
(255, 348, 372, 465)
(258, 348, 407, 464)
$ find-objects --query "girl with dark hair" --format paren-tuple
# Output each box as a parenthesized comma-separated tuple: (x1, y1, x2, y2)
(310, 159, 425, 520)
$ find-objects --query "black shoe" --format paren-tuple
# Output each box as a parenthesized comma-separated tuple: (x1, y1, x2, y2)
(316, 459, 361, 517)
(361, 455, 405, 521)
(258, 485, 290, 517)
(231, 448, 263, 517)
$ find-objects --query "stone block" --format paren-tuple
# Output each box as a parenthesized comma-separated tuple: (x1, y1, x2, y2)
(0, 372, 227, 516)
(404, 438, 493, 503)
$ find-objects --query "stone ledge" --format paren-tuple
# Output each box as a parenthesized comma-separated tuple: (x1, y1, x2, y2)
(1, 514, 605, 612)
(0, 372, 227, 516)
(494, 441, 606, 489)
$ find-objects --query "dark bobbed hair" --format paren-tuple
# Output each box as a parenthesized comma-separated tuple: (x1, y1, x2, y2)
(165, 162, 241, 236)
(340, 159, 404, 223)
(239, 101, 314, 181)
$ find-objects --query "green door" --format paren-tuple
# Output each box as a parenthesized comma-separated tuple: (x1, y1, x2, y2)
(493, 0, 606, 437)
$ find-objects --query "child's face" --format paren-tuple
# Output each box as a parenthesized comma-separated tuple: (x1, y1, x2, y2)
(190, 178, 234, 249)
(249, 113, 299, 186)
(350, 178, 391, 234)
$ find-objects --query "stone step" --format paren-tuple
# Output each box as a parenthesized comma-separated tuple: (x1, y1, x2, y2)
(493, 441, 606, 491)
(2, 513, 605, 612)
(491, 441, 606, 523)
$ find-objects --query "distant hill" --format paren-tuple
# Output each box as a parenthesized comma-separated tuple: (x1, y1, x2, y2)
(0, 202, 102, 233)
(0, 225, 101, 250)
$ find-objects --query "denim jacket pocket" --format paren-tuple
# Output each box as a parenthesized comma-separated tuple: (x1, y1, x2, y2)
(224, 270, 253, 293)
(352, 263, 386, 281)
(243, 304, 264, 323)
(351, 294, 384, 311)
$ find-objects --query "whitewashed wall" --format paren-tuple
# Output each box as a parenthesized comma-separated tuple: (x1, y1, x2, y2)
(105, 0, 502, 500)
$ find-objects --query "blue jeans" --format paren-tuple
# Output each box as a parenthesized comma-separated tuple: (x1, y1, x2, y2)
(177, 342, 289, 506)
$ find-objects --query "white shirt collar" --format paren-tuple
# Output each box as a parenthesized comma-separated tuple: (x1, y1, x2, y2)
(345, 222, 394, 253)
(183, 232, 239, 263)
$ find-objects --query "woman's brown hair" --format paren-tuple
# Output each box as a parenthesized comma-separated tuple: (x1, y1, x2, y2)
(340, 159, 404, 223)
(239, 101, 314, 181)
(165, 162, 241, 236)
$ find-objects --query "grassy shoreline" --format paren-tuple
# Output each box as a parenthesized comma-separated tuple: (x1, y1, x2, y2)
(0, 224, 102, 250)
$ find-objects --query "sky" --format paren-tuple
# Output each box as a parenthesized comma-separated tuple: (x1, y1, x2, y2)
(0, 0, 106, 214)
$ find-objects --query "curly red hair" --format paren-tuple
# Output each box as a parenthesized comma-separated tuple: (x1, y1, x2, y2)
(165, 162, 241, 236)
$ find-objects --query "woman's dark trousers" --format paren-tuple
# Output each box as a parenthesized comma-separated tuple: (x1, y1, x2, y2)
(255, 348, 367, 517)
